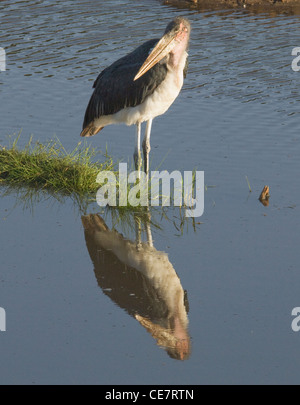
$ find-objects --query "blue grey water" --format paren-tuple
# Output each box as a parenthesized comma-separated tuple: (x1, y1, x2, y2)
(0, 0, 300, 384)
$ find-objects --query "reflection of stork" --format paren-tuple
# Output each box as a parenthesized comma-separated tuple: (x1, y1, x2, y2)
(80, 17, 191, 174)
(82, 213, 190, 360)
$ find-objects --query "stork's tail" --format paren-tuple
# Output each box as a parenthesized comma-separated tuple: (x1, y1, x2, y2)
(80, 122, 104, 137)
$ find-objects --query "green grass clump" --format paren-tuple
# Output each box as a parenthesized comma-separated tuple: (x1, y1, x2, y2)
(0, 135, 114, 196)
(0, 135, 203, 230)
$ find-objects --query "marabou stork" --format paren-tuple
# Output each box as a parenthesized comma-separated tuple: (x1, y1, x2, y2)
(81, 17, 191, 174)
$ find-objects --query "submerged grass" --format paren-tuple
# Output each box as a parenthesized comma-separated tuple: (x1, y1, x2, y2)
(0, 134, 114, 197)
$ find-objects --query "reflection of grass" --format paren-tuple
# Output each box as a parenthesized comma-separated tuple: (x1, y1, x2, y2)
(245, 175, 252, 193)
(0, 134, 114, 196)
(98, 205, 200, 239)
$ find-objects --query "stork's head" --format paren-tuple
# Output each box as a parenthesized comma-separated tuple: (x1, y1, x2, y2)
(134, 17, 191, 81)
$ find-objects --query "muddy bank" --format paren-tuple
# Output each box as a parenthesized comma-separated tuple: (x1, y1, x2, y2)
(161, 0, 300, 14)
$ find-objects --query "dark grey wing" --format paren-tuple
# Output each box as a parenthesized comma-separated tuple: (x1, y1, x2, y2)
(82, 39, 168, 129)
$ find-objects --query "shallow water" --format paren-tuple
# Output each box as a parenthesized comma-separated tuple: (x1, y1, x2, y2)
(1, 0, 300, 385)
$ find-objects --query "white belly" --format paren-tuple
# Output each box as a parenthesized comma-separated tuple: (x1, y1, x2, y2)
(94, 67, 184, 128)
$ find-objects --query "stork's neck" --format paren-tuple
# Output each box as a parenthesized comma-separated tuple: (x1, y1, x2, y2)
(168, 37, 189, 70)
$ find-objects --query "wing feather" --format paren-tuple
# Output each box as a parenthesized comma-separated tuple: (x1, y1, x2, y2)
(82, 39, 168, 131)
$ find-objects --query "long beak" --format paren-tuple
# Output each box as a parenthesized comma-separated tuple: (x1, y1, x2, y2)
(134, 32, 177, 81)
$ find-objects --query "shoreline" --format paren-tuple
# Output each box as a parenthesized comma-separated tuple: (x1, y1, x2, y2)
(162, 0, 300, 14)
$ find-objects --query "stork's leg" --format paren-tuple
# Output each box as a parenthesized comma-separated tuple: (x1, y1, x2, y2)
(142, 119, 152, 176)
(145, 208, 153, 247)
(134, 123, 142, 173)
(134, 215, 142, 251)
